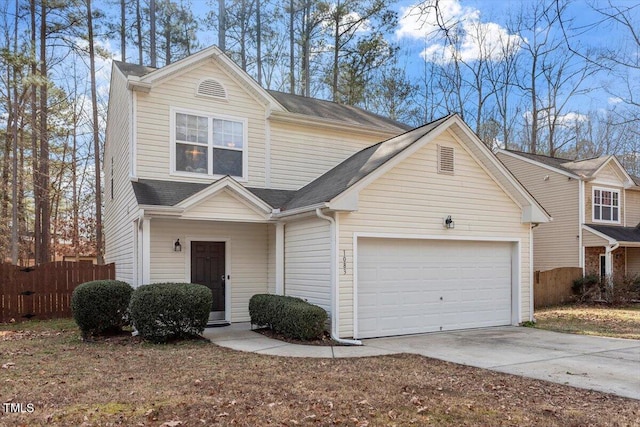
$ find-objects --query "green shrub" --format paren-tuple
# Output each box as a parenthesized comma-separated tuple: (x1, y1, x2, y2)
(249, 294, 327, 340)
(71, 280, 133, 338)
(129, 282, 212, 343)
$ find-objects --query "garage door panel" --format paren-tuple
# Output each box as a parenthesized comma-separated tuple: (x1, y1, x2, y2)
(357, 238, 513, 339)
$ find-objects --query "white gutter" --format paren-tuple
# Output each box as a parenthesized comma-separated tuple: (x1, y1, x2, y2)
(315, 208, 362, 346)
(530, 224, 535, 322)
(272, 202, 329, 219)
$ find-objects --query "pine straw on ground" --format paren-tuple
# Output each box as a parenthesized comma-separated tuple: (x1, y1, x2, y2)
(535, 303, 640, 340)
(1, 320, 639, 427)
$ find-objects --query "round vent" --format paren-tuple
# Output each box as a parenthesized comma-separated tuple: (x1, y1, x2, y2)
(197, 79, 227, 99)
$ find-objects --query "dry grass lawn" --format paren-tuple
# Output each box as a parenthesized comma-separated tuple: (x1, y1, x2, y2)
(1, 318, 639, 426)
(534, 304, 640, 340)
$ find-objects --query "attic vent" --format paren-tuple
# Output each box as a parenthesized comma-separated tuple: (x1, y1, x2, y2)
(197, 79, 227, 99)
(438, 145, 454, 175)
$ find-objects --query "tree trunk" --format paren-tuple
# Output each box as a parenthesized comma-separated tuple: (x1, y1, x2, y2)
(136, 0, 143, 64)
(87, 0, 104, 264)
(11, 0, 19, 264)
(289, 0, 294, 93)
(150, 0, 157, 67)
(39, 0, 50, 264)
(218, 0, 226, 51)
(256, 0, 262, 85)
(120, 0, 126, 61)
(30, 0, 40, 264)
(332, 0, 341, 102)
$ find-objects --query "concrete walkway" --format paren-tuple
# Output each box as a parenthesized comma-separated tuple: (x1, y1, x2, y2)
(203, 323, 640, 400)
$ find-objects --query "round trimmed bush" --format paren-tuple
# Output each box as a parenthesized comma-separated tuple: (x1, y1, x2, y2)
(129, 282, 212, 343)
(71, 280, 133, 338)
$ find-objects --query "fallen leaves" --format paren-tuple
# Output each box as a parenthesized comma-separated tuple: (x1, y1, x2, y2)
(1, 319, 640, 426)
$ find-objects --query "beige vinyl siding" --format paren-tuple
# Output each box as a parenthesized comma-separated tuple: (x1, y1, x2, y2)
(497, 152, 580, 271)
(585, 182, 624, 225)
(626, 248, 640, 276)
(135, 61, 267, 187)
(181, 190, 266, 222)
(582, 228, 611, 246)
(338, 130, 531, 338)
(625, 190, 640, 226)
(104, 69, 139, 283)
(149, 219, 269, 322)
(269, 121, 393, 190)
(284, 217, 331, 312)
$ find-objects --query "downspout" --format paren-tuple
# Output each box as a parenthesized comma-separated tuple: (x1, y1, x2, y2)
(316, 208, 362, 346)
(530, 223, 537, 322)
(578, 179, 585, 273)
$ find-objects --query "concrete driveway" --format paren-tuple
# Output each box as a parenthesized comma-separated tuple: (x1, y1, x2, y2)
(364, 326, 640, 400)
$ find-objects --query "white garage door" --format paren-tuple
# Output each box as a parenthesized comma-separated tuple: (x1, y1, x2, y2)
(357, 238, 513, 339)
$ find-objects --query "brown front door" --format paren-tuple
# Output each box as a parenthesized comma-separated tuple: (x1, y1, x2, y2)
(191, 241, 226, 321)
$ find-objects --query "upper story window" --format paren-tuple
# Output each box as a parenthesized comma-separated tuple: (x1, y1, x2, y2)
(172, 108, 247, 180)
(593, 187, 619, 223)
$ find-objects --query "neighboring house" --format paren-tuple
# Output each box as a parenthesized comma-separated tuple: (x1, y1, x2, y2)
(104, 46, 549, 340)
(497, 150, 640, 281)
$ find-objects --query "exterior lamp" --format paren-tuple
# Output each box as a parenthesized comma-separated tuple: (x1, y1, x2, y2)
(444, 216, 455, 229)
(174, 239, 182, 252)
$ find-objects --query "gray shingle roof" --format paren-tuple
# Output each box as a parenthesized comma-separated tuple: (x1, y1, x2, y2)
(503, 150, 612, 178)
(113, 61, 155, 77)
(132, 179, 297, 208)
(267, 90, 411, 133)
(586, 224, 640, 243)
(112, 61, 410, 132)
(282, 116, 452, 210)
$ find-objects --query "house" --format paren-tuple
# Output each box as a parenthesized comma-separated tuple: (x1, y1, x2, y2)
(104, 46, 549, 340)
(496, 150, 640, 281)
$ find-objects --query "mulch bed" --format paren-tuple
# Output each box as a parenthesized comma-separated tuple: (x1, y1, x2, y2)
(254, 327, 341, 346)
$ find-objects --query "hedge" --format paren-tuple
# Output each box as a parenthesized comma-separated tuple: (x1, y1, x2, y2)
(129, 282, 212, 343)
(71, 280, 133, 338)
(249, 294, 327, 340)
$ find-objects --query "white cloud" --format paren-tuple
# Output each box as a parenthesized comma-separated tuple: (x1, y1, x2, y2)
(397, 0, 523, 63)
(608, 96, 623, 105)
(522, 109, 588, 126)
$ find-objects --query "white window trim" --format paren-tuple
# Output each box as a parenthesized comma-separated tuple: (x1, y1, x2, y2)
(170, 106, 248, 182)
(592, 186, 620, 224)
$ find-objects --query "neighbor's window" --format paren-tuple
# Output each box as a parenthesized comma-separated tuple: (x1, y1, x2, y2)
(173, 110, 246, 178)
(593, 188, 619, 223)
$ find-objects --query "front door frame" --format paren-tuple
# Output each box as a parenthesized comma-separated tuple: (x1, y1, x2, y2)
(184, 237, 231, 323)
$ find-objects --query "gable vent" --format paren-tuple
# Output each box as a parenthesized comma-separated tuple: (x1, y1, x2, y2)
(197, 79, 227, 99)
(438, 145, 455, 175)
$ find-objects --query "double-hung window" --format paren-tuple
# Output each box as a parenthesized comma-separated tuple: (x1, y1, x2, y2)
(592, 187, 619, 223)
(173, 109, 246, 179)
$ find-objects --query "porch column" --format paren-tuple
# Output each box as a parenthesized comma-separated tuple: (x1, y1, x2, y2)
(275, 222, 284, 295)
(142, 217, 151, 285)
(604, 243, 619, 289)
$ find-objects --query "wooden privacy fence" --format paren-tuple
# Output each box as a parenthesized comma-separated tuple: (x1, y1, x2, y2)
(534, 267, 583, 309)
(0, 261, 115, 324)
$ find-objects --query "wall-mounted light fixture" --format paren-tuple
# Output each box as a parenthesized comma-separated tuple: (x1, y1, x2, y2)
(174, 239, 182, 252)
(444, 215, 455, 229)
